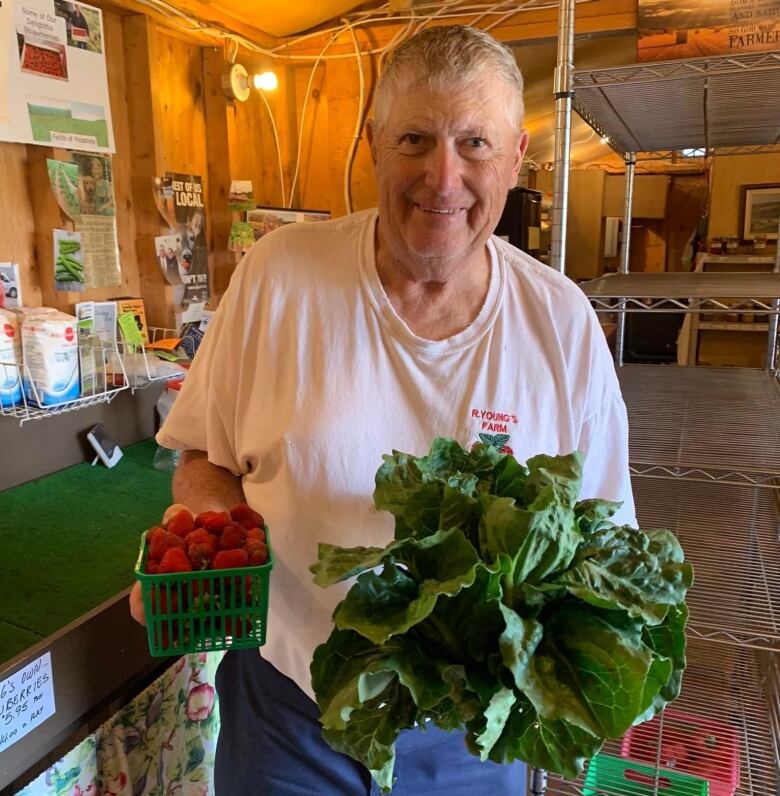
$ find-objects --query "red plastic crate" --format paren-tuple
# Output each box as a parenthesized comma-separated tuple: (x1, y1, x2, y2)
(621, 708, 740, 796)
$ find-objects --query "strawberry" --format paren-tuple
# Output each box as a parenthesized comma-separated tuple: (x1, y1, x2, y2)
(184, 528, 214, 548)
(245, 539, 269, 565)
(246, 527, 266, 543)
(213, 548, 249, 570)
(146, 560, 160, 574)
(188, 541, 215, 570)
(230, 502, 264, 531)
(219, 522, 246, 550)
(166, 509, 196, 538)
(195, 510, 232, 533)
(159, 547, 193, 573)
(223, 615, 252, 638)
(148, 529, 185, 562)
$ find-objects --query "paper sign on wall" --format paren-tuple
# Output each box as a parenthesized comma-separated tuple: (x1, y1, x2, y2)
(0, 652, 56, 754)
(0, 0, 114, 151)
(638, 0, 780, 61)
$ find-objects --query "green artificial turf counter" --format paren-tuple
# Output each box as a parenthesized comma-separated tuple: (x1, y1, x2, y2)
(0, 439, 173, 664)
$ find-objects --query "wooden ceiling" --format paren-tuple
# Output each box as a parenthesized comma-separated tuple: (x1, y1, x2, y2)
(208, 0, 368, 37)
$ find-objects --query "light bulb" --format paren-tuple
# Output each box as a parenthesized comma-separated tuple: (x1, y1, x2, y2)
(253, 71, 278, 91)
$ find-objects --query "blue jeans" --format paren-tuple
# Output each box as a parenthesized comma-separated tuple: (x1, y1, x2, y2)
(214, 650, 527, 795)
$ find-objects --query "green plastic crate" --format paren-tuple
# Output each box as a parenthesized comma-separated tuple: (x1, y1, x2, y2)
(583, 754, 710, 796)
(135, 527, 274, 656)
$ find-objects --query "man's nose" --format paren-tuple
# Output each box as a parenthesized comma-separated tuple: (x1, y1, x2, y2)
(424, 143, 462, 194)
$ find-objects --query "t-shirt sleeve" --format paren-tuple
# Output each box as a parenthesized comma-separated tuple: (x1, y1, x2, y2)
(155, 263, 250, 477)
(577, 391, 637, 528)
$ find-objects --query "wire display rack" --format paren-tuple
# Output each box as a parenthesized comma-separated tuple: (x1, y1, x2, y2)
(545, 639, 779, 796)
(105, 326, 186, 393)
(619, 366, 780, 487)
(0, 343, 128, 426)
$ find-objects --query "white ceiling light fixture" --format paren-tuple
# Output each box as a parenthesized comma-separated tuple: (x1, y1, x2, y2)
(222, 62, 251, 102)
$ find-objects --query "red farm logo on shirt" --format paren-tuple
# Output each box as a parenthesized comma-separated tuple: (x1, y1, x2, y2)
(470, 408, 518, 454)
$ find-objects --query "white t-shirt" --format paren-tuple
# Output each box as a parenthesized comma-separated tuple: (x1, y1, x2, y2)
(158, 208, 636, 698)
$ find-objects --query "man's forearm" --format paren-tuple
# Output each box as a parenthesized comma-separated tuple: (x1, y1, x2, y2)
(173, 450, 245, 513)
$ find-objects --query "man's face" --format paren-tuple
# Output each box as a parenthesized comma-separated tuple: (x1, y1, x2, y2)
(368, 76, 528, 278)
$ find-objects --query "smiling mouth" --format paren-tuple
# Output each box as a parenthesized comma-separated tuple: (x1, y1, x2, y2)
(415, 203, 465, 216)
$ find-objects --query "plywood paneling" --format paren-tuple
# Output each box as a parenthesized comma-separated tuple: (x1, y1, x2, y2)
(709, 152, 780, 243)
(567, 169, 606, 281)
(0, 145, 40, 307)
(604, 174, 669, 219)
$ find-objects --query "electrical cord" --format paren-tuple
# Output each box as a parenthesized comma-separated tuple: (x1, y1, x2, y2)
(342, 17, 366, 214)
(258, 88, 287, 207)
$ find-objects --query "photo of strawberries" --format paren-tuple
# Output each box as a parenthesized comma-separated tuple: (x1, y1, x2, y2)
(136, 503, 272, 656)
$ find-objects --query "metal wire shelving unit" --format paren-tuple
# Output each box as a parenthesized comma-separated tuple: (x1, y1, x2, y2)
(538, 3, 780, 793)
(0, 343, 129, 426)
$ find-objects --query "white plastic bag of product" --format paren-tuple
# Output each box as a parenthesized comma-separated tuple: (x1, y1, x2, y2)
(21, 311, 79, 407)
(0, 309, 23, 409)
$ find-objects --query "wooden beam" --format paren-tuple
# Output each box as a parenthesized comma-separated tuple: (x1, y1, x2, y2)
(279, 0, 636, 56)
(94, 0, 278, 49)
(123, 14, 179, 328)
(202, 47, 239, 300)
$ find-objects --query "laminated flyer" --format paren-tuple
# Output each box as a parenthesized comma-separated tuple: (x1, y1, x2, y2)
(0, 0, 115, 151)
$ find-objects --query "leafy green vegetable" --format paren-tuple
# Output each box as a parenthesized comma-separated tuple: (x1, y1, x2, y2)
(310, 438, 692, 792)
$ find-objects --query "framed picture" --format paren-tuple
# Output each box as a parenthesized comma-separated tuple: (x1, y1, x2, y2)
(245, 206, 330, 242)
(740, 184, 780, 242)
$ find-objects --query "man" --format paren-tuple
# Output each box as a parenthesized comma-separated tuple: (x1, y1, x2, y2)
(131, 24, 635, 795)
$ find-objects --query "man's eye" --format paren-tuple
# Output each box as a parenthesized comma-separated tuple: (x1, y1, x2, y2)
(400, 133, 425, 146)
(463, 137, 487, 148)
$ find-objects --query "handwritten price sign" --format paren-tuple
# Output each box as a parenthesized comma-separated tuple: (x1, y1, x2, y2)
(0, 652, 55, 753)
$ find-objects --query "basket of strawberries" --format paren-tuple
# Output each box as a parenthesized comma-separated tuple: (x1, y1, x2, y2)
(135, 503, 273, 656)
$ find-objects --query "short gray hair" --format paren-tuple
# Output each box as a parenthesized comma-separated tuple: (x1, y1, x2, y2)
(373, 25, 525, 131)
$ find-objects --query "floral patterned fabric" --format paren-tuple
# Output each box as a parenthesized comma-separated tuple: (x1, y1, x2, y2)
(17, 652, 224, 796)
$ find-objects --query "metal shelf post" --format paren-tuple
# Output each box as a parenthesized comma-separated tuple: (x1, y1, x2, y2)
(549, 0, 575, 274)
(765, 216, 780, 373)
(613, 153, 636, 367)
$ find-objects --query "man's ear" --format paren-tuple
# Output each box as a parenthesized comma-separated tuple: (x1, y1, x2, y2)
(513, 129, 530, 179)
(366, 120, 378, 166)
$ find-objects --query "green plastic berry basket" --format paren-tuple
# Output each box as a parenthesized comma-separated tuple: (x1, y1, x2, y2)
(135, 527, 274, 657)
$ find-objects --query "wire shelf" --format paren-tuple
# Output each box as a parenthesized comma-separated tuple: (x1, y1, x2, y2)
(580, 273, 780, 314)
(619, 366, 780, 481)
(107, 326, 186, 393)
(544, 639, 779, 796)
(0, 344, 128, 426)
(572, 51, 780, 155)
(632, 476, 779, 650)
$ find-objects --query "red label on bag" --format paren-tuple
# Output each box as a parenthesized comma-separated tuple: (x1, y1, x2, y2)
(3, 323, 14, 339)
(64, 327, 74, 342)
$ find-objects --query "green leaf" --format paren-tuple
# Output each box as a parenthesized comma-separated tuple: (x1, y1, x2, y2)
(574, 498, 622, 535)
(524, 451, 583, 508)
(498, 603, 544, 686)
(310, 543, 390, 587)
(641, 602, 689, 716)
(475, 687, 516, 760)
(555, 525, 694, 624)
(487, 695, 603, 779)
(480, 496, 581, 586)
(518, 605, 654, 738)
(334, 530, 480, 644)
(322, 682, 417, 793)
(493, 455, 528, 501)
